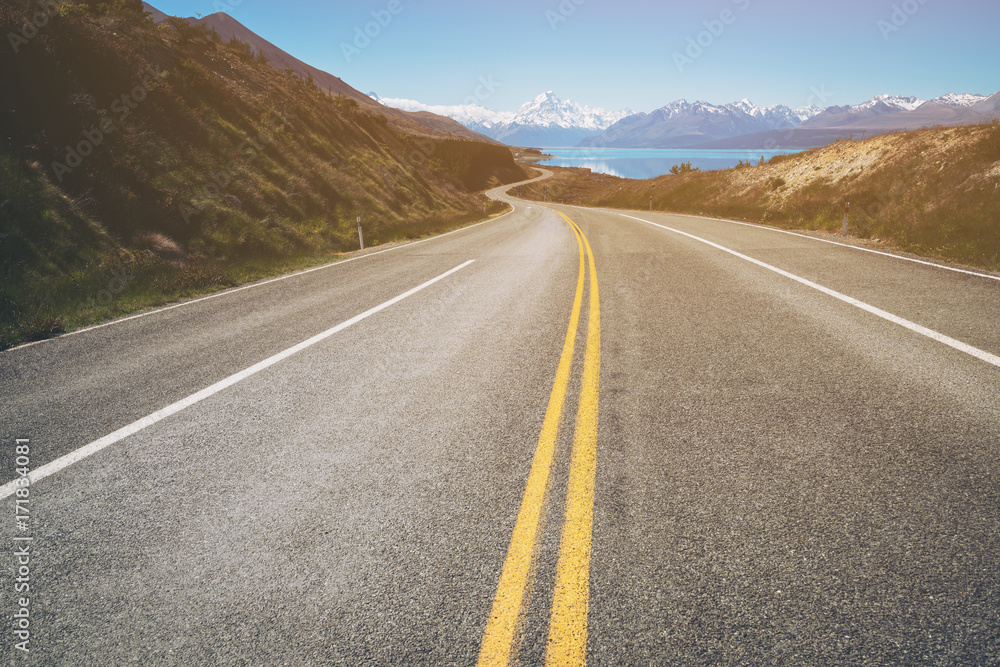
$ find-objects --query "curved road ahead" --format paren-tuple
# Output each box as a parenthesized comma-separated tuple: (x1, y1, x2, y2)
(2, 171, 999, 664)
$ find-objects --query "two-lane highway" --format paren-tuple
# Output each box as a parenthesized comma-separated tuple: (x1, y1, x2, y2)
(3, 170, 999, 664)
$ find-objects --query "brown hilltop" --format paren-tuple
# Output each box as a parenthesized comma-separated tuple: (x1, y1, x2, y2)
(142, 3, 496, 143)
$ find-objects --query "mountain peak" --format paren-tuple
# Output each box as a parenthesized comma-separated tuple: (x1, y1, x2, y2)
(382, 91, 630, 145)
(533, 91, 560, 104)
(864, 94, 925, 111)
(930, 92, 988, 108)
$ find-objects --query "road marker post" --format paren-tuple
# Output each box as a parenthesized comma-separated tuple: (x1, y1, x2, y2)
(357, 216, 365, 250)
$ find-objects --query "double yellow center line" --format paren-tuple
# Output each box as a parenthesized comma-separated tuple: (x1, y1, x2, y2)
(478, 211, 600, 666)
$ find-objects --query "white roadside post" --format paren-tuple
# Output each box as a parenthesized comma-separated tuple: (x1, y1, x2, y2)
(357, 216, 364, 250)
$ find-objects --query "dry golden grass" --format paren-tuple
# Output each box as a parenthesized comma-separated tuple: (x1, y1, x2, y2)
(522, 123, 1000, 269)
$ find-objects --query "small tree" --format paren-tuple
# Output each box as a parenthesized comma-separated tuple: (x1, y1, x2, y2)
(669, 161, 700, 175)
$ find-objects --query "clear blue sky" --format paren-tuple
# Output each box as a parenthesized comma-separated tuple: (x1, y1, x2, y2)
(148, 0, 1000, 112)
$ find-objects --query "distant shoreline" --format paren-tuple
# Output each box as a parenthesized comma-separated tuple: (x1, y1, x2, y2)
(533, 147, 804, 179)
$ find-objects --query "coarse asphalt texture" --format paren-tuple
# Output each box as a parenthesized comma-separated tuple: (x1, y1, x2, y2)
(2, 169, 999, 665)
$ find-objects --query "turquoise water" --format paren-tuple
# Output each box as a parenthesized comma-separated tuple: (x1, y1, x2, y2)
(538, 148, 804, 179)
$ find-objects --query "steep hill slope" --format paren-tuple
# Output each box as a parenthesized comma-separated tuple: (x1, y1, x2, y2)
(522, 123, 1000, 269)
(166, 7, 495, 143)
(0, 0, 528, 347)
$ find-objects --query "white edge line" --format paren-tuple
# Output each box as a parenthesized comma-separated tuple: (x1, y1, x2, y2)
(0, 260, 476, 500)
(667, 211, 1000, 282)
(7, 206, 517, 353)
(619, 213, 1000, 370)
(551, 202, 1000, 282)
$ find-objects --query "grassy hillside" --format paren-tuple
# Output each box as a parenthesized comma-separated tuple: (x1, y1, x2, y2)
(0, 0, 529, 348)
(175, 7, 497, 143)
(523, 123, 1000, 270)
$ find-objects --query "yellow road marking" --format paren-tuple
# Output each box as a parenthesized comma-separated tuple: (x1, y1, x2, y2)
(546, 213, 600, 666)
(477, 218, 586, 667)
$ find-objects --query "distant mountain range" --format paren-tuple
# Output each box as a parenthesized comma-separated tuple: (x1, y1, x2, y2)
(800, 92, 997, 130)
(707, 91, 1000, 149)
(144, 3, 998, 152)
(380, 90, 1000, 149)
(579, 98, 822, 149)
(374, 91, 632, 147)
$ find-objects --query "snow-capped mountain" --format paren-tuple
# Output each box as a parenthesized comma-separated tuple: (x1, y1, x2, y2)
(930, 93, 988, 108)
(801, 94, 926, 127)
(729, 98, 822, 124)
(854, 94, 925, 112)
(581, 99, 823, 149)
(375, 89, 999, 149)
(513, 91, 632, 131)
(376, 91, 631, 146)
(715, 90, 1000, 147)
(972, 91, 1000, 113)
(372, 93, 514, 130)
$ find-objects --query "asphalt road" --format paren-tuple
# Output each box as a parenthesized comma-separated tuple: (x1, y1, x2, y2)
(2, 171, 999, 665)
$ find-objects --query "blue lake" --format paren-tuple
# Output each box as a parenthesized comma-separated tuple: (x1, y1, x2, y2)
(538, 148, 804, 179)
